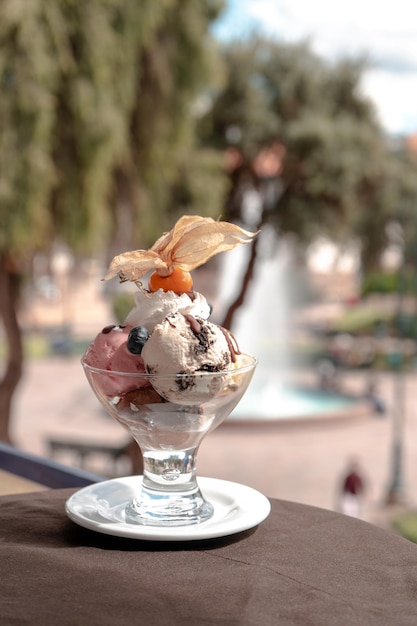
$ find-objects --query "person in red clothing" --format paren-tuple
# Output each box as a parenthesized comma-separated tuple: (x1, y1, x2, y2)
(340, 459, 366, 518)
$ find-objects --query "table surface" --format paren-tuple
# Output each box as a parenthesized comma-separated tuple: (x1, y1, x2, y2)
(1, 487, 417, 626)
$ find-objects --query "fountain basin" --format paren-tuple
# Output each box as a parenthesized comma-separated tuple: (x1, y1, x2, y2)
(228, 378, 368, 424)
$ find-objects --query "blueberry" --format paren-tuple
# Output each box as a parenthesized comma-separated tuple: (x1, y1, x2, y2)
(127, 326, 149, 354)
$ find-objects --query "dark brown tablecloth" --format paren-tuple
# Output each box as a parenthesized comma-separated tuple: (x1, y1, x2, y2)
(1, 489, 417, 625)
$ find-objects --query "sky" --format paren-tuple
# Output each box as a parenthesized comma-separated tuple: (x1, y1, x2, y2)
(212, 0, 417, 136)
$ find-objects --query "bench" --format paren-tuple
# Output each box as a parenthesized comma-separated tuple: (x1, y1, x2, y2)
(47, 437, 134, 476)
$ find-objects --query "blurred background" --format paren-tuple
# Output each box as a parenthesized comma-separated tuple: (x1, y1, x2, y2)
(2, 0, 417, 534)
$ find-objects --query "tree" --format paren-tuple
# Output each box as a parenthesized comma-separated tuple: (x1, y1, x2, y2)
(0, 0, 225, 442)
(198, 37, 417, 327)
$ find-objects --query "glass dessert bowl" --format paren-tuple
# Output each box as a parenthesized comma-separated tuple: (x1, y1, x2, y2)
(82, 354, 257, 527)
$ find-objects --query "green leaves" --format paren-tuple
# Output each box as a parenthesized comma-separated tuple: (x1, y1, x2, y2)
(200, 35, 417, 272)
(0, 0, 226, 260)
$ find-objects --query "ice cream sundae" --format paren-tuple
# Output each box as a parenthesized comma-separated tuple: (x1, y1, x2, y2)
(83, 215, 257, 406)
(80, 215, 259, 527)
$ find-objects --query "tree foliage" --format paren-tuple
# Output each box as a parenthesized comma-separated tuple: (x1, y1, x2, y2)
(0, 0, 225, 441)
(198, 36, 417, 272)
(0, 0, 226, 257)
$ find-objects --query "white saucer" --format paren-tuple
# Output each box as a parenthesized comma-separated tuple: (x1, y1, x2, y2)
(65, 476, 271, 542)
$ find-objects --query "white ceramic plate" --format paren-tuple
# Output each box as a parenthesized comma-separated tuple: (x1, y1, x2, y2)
(65, 476, 271, 542)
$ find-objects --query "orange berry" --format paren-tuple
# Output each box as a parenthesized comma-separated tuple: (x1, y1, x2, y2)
(149, 267, 193, 294)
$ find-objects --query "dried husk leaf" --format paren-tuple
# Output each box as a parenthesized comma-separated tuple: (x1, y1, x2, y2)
(104, 215, 257, 282)
(105, 250, 166, 281)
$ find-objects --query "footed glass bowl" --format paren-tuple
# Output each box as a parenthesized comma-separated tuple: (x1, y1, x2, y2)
(81, 354, 257, 527)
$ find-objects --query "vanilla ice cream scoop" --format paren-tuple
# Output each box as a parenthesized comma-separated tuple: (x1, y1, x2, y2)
(124, 289, 211, 332)
(141, 313, 234, 403)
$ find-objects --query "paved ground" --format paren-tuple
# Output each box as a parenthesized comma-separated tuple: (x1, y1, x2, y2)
(10, 353, 417, 530)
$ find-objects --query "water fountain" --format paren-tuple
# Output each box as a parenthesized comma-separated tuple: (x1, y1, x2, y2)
(214, 225, 363, 423)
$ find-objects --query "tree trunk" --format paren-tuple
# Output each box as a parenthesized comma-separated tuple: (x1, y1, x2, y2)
(0, 255, 24, 443)
(221, 216, 264, 331)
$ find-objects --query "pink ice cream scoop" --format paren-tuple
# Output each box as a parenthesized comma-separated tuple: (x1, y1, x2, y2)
(83, 325, 147, 396)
